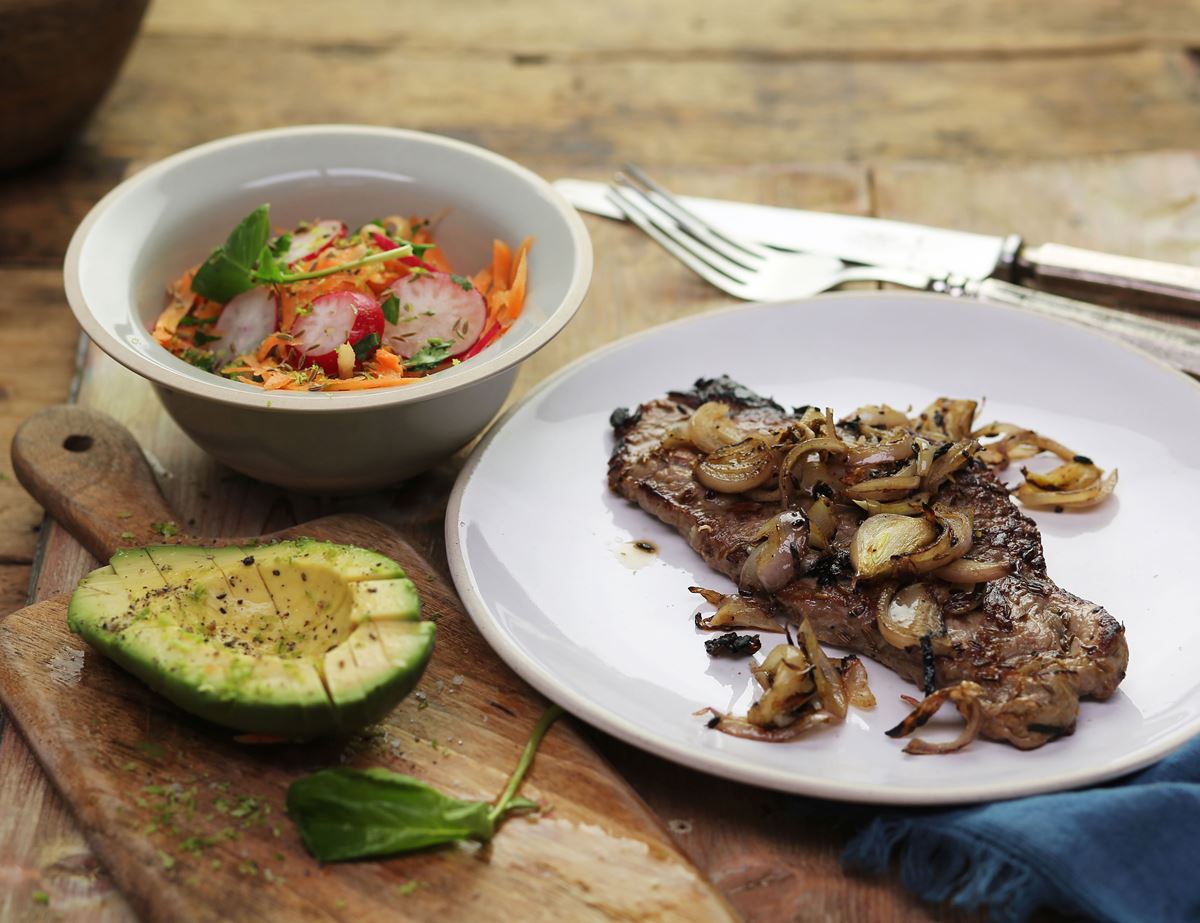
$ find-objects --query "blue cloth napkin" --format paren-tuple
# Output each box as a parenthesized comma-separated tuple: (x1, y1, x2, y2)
(842, 737, 1200, 923)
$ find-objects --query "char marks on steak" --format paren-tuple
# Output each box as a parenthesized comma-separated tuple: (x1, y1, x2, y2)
(608, 377, 1128, 750)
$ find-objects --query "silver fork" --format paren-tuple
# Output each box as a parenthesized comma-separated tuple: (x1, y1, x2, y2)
(607, 165, 942, 301)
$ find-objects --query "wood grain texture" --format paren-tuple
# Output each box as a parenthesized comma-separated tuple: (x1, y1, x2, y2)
(142, 0, 1200, 54)
(3, 408, 735, 923)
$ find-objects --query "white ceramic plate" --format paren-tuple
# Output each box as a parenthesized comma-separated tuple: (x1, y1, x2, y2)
(447, 293, 1200, 804)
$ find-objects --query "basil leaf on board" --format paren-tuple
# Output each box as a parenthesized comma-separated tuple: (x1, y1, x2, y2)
(287, 705, 562, 862)
(404, 338, 454, 371)
(382, 293, 401, 325)
(352, 332, 381, 361)
(287, 768, 495, 861)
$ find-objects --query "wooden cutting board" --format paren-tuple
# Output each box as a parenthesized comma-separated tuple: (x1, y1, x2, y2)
(1, 405, 737, 923)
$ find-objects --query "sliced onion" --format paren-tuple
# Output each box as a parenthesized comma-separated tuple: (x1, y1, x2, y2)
(797, 619, 847, 720)
(688, 402, 744, 453)
(690, 587, 784, 632)
(1024, 460, 1101, 491)
(846, 440, 915, 468)
(849, 404, 910, 429)
(852, 496, 929, 516)
(1016, 468, 1118, 510)
(747, 644, 818, 728)
(703, 709, 833, 741)
(741, 511, 808, 592)
(921, 440, 976, 494)
(916, 398, 978, 440)
(876, 582, 944, 650)
(850, 514, 936, 580)
(695, 437, 777, 493)
(839, 655, 876, 708)
(807, 497, 837, 550)
(885, 681, 985, 755)
(844, 474, 922, 502)
(934, 557, 1012, 584)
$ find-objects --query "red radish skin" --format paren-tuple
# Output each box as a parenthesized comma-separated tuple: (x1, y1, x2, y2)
(212, 287, 278, 363)
(289, 291, 384, 375)
(284, 220, 347, 266)
(382, 272, 486, 360)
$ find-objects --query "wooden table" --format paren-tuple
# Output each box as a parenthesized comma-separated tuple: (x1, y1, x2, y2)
(5, 2, 1200, 919)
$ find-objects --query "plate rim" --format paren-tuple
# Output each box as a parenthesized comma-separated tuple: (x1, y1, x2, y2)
(445, 291, 1200, 804)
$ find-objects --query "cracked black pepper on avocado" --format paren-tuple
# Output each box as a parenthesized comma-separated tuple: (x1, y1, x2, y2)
(67, 539, 434, 738)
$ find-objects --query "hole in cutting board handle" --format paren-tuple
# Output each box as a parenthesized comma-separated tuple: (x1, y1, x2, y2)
(62, 434, 93, 452)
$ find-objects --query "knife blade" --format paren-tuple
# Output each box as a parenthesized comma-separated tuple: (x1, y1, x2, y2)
(554, 177, 1200, 315)
(554, 178, 1011, 281)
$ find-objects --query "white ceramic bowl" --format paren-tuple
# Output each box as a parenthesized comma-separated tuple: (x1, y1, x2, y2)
(63, 125, 592, 491)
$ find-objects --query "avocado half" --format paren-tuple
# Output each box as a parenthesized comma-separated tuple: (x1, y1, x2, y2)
(67, 539, 435, 739)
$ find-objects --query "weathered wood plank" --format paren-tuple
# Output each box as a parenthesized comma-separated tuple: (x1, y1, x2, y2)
(0, 270, 79, 565)
(143, 0, 1200, 54)
(85, 41, 1200, 169)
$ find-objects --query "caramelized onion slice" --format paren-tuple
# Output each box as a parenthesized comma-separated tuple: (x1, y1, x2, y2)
(850, 404, 911, 429)
(876, 582, 945, 650)
(741, 511, 808, 592)
(1016, 468, 1118, 510)
(885, 681, 985, 755)
(934, 557, 1012, 584)
(844, 474, 922, 502)
(807, 497, 837, 550)
(747, 643, 817, 727)
(915, 398, 978, 440)
(688, 401, 744, 453)
(797, 619, 847, 720)
(695, 437, 777, 493)
(851, 514, 936, 580)
(839, 655, 876, 709)
(690, 587, 785, 632)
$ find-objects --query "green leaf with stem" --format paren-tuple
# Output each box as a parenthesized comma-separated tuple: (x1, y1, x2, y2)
(287, 705, 562, 861)
(191, 205, 414, 303)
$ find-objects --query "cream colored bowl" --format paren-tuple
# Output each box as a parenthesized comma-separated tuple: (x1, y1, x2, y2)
(63, 126, 592, 491)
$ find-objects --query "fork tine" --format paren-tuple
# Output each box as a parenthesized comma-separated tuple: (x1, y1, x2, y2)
(621, 163, 771, 262)
(608, 180, 754, 285)
(605, 186, 749, 297)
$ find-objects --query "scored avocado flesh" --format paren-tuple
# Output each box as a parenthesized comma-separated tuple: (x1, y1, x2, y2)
(68, 539, 435, 739)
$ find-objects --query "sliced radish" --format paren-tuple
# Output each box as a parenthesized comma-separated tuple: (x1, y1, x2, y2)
(211, 287, 278, 363)
(283, 219, 346, 265)
(289, 290, 384, 376)
(382, 272, 487, 360)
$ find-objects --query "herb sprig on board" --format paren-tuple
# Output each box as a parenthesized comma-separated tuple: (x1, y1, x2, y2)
(286, 705, 562, 861)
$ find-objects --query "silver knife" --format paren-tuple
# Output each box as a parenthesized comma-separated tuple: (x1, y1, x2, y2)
(555, 178, 1200, 377)
(555, 178, 1200, 317)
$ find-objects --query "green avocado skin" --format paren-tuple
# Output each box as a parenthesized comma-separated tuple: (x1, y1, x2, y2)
(66, 540, 435, 739)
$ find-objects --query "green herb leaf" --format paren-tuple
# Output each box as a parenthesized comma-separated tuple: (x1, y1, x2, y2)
(287, 705, 562, 862)
(180, 348, 218, 373)
(381, 294, 401, 325)
(151, 521, 180, 537)
(269, 233, 293, 260)
(449, 273, 474, 291)
(176, 314, 217, 327)
(404, 338, 454, 371)
(191, 205, 272, 302)
(352, 333, 381, 362)
(31, 891, 49, 906)
(287, 768, 495, 860)
(193, 330, 223, 346)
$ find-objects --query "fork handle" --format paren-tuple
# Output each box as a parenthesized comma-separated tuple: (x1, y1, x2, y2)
(969, 279, 1200, 376)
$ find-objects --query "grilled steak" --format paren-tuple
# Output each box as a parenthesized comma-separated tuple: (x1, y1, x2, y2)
(608, 377, 1128, 750)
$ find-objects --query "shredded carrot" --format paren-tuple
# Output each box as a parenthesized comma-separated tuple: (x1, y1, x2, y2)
(155, 214, 531, 392)
(372, 347, 404, 374)
(491, 240, 512, 291)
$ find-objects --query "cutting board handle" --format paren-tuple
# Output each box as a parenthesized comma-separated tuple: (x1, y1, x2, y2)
(12, 406, 178, 562)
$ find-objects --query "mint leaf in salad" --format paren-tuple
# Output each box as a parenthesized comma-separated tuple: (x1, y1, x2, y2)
(287, 705, 561, 861)
(404, 338, 454, 371)
(352, 332, 381, 362)
(381, 293, 401, 325)
(191, 205, 416, 303)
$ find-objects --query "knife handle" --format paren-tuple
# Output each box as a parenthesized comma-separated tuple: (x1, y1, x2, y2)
(1021, 243, 1200, 317)
(970, 279, 1200, 377)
